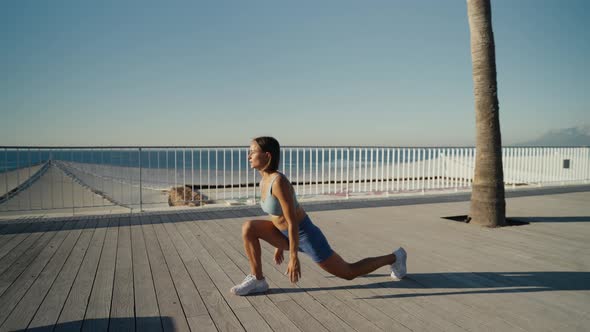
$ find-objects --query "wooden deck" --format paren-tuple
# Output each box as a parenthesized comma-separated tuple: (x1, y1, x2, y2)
(0, 189, 589, 331)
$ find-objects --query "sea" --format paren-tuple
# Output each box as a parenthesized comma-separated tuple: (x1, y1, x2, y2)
(0, 147, 443, 174)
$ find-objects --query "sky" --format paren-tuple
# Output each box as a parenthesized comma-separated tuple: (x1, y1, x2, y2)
(1, 0, 588, 147)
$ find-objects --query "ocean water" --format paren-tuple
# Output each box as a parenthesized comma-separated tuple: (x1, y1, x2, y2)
(0, 147, 442, 174)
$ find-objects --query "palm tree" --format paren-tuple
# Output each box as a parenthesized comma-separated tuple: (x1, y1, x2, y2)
(466, 0, 506, 227)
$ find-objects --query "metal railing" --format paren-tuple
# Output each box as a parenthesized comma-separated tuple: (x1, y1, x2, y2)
(1, 146, 589, 216)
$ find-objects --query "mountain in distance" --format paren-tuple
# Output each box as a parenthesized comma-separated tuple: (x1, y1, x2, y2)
(515, 125, 590, 147)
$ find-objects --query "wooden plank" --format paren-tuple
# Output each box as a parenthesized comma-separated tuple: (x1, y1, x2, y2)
(180, 218, 280, 332)
(186, 314, 218, 332)
(0, 189, 583, 332)
(316, 205, 584, 332)
(130, 214, 162, 332)
(198, 216, 313, 296)
(0, 220, 56, 277)
(205, 214, 378, 332)
(109, 215, 135, 332)
(0, 217, 89, 331)
(249, 299, 303, 332)
(427, 246, 589, 329)
(209, 214, 352, 313)
(54, 217, 110, 332)
(151, 214, 213, 331)
(202, 211, 308, 332)
(220, 211, 431, 332)
(315, 209, 497, 331)
(82, 217, 119, 332)
(189, 214, 348, 332)
(170, 219, 248, 329)
(171, 218, 252, 312)
(307, 211, 468, 332)
(26, 217, 98, 331)
(0, 227, 33, 262)
(0, 219, 36, 256)
(274, 299, 330, 332)
(427, 215, 582, 272)
(140, 213, 190, 332)
(233, 306, 278, 332)
(210, 213, 296, 304)
(161, 215, 243, 332)
(372, 204, 590, 327)
(235, 296, 303, 332)
(192, 193, 587, 330)
(191, 217, 310, 331)
(0, 218, 74, 325)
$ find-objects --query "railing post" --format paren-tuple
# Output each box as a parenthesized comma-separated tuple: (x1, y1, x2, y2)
(199, 149, 203, 206)
(421, 148, 425, 195)
(512, 148, 516, 189)
(4, 148, 8, 202)
(346, 147, 350, 199)
(139, 147, 143, 212)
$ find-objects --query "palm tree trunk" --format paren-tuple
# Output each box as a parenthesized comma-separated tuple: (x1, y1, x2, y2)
(467, 0, 506, 227)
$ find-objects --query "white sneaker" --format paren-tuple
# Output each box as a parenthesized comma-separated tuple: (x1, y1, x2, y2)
(390, 247, 407, 280)
(230, 274, 269, 296)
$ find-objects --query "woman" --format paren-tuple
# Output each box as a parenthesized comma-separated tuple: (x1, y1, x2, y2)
(231, 136, 407, 296)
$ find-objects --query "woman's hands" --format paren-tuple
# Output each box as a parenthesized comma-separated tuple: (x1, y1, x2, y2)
(286, 255, 301, 283)
(275, 249, 301, 283)
(274, 248, 284, 265)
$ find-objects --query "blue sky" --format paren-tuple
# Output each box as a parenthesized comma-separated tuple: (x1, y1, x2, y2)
(1, 0, 588, 147)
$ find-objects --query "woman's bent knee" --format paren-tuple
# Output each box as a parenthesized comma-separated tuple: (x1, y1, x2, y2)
(340, 271, 355, 281)
(330, 269, 354, 281)
(319, 255, 356, 280)
(242, 220, 255, 238)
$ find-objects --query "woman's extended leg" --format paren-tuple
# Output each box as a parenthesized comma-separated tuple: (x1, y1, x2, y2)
(318, 251, 396, 280)
(241, 220, 289, 279)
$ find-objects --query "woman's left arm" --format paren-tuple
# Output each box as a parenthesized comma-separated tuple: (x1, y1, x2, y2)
(273, 175, 301, 283)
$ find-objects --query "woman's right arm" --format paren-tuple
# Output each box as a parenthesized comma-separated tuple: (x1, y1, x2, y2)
(273, 175, 301, 283)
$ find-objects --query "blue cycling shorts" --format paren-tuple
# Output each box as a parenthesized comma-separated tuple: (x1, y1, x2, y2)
(280, 214, 334, 263)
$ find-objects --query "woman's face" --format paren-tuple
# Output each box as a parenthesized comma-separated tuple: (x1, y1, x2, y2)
(248, 141, 270, 170)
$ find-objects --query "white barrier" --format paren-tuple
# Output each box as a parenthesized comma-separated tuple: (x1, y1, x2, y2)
(1, 146, 588, 215)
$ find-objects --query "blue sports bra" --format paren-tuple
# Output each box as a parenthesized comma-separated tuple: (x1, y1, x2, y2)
(260, 174, 299, 216)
